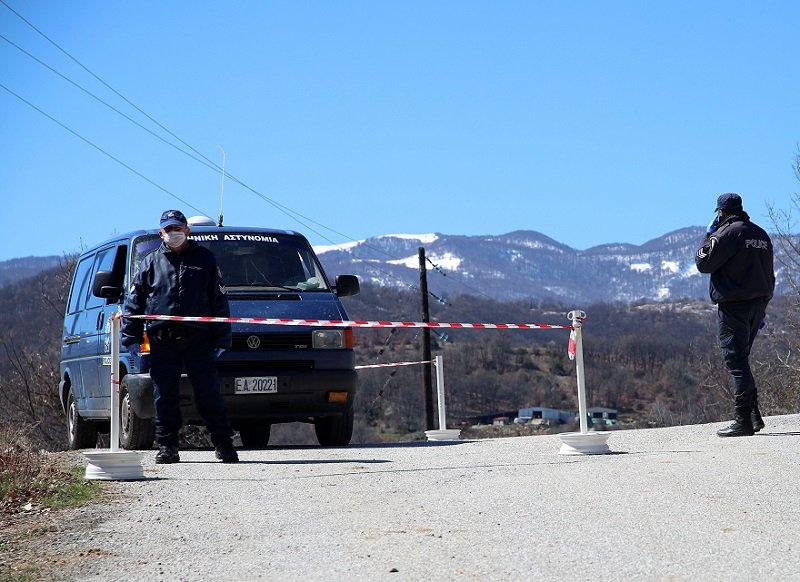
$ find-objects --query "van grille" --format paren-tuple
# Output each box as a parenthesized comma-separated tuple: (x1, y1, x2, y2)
(217, 361, 314, 374)
(231, 332, 312, 350)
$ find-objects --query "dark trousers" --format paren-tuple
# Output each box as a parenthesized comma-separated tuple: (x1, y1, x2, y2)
(717, 298, 768, 417)
(149, 327, 232, 448)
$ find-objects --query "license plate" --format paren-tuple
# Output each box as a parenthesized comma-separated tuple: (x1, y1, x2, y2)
(234, 376, 278, 394)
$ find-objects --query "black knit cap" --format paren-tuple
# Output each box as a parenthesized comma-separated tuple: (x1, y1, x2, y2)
(715, 193, 743, 212)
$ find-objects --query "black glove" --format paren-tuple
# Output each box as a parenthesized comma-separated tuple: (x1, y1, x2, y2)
(213, 338, 232, 350)
(121, 335, 142, 348)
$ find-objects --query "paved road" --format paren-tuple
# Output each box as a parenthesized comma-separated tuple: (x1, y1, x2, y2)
(49, 414, 800, 581)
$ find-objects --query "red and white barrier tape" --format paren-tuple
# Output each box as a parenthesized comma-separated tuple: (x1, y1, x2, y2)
(124, 314, 574, 330)
(355, 360, 432, 370)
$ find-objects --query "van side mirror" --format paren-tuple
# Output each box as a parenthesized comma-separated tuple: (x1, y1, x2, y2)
(334, 275, 360, 297)
(92, 270, 123, 301)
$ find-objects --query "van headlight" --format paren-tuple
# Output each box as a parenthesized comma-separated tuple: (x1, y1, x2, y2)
(312, 329, 345, 349)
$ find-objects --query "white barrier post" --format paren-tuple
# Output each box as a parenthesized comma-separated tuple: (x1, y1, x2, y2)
(83, 312, 145, 480)
(109, 312, 121, 452)
(557, 310, 612, 455)
(573, 313, 589, 435)
(424, 355, 461, 441)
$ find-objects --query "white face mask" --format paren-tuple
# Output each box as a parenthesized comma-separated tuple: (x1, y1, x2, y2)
(162, 230, 186, 249)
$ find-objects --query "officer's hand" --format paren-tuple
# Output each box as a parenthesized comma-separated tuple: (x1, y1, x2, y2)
(121, 335, 143, 348)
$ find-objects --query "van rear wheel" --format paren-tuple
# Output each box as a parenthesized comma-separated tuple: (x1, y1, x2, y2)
(66, 389, 98, 450)
(238, 423, 271, 449)
(314, 408, 353, 447)
(119, 376, 155, 450)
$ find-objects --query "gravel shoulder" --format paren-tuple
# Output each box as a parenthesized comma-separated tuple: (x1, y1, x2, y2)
(8, 414, 800, 581)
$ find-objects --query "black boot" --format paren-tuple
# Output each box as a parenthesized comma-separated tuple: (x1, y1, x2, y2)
(215, 443, 239, 463)
(716, 414, 754, 438)
(155, 445, 180, 464)
(751, 404, 765, 433)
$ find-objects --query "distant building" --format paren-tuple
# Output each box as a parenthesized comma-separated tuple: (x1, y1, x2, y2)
(469, 406, 581, 427)
(515, 407, 576, 425)
(588, 407, 618, 425)
(467, 411, 518, 426)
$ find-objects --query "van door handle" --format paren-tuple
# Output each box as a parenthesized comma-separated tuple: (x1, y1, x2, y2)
(64, 336, 80, 345)
(96, 311, 105, 331)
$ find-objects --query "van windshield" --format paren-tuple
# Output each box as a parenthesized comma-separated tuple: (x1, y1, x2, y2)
(201, 234, 329, 291)
(131, 232, 329, 291)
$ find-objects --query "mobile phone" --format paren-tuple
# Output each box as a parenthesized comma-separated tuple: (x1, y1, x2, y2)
(706, 214, 720, 234)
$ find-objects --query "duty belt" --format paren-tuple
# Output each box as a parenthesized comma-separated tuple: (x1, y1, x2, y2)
(153, 324, 190, 342)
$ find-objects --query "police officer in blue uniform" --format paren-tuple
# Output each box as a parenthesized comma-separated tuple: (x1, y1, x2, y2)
(695, 193, 775, 437)
(122, 210, 238, 463)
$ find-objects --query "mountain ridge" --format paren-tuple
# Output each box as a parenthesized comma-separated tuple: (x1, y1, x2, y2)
(315, 226, 788, 304)
(0, 226, 787, 304)
(0, 255, 64, 288)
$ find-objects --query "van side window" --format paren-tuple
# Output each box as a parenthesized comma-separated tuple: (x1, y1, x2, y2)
(130, 235, 161, 282)
(111, 245, 128, 290)
(67, 256, 95, 314)
(86, 247, 118, 309)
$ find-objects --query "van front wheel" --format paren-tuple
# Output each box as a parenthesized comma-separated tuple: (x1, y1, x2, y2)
(119, 376, 155, 450)
(314, 408, 354, 447)
(66, 389, 98, 450)
(238, 423, 271, 449)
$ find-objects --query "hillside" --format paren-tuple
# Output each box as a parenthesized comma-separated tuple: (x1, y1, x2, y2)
(316, 228, 794, 304)
(341, 283, 736, 436)
(1, 249, 796, 450)
(0, 255, 63, 288)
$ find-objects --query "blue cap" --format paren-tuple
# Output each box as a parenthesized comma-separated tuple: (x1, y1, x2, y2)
(160, 209, 187, 229)
(715, 193, 743, 212)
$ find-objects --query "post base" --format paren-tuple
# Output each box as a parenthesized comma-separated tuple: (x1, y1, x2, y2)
(557, 431, 612, 455)
(425, 429, 462, 441)
(83, 451, 146, 481)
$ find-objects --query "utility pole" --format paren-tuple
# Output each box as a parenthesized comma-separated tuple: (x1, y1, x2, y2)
(418, 247, 434, 430)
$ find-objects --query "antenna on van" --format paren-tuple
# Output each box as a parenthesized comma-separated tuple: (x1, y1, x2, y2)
(217, 145, 225, 226)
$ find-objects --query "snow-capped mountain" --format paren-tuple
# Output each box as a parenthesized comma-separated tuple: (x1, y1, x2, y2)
(315, 228, 788, 304)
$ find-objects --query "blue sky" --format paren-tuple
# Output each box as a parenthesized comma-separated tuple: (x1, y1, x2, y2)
(1, 1, 798, 263)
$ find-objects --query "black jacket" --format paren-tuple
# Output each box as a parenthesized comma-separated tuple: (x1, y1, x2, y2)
(695, 211, 775, 304)
(122, 240, 232, 348)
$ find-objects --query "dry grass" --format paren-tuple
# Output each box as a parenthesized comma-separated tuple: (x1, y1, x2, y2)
(0, 427, 101, 516)
(0, 425, 105, 581)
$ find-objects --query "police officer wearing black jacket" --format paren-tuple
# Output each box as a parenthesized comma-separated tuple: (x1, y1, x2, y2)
(122, 210, 238, 463)
(695, 193, 775, 437)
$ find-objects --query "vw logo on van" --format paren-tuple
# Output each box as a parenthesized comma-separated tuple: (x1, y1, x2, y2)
(246, 335, 261, 349)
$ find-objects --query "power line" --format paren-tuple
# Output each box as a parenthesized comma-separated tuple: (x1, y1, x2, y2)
(0, 82, 207, 216)
(423, 254, 495, 302)
(0, 0, 218, 173)
(1, 70, 430, 301)
(0, 1, 436, 265)
(0, 0, 461, 304)
(0, 33, 219, 176)
(0, 0, 400, 259)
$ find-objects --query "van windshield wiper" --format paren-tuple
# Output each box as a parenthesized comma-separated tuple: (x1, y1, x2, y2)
(228, 282, 299, 292)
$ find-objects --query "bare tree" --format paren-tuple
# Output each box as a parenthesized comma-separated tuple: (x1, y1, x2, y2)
(761, 148, 800, 413)
(0, 258, 74, 450)
(768, 151, 800, 294)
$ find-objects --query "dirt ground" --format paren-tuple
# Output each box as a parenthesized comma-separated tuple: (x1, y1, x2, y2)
(0, 453, 119, 582)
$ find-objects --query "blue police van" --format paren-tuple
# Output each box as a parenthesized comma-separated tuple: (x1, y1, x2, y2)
(59, 217, 360, 450)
